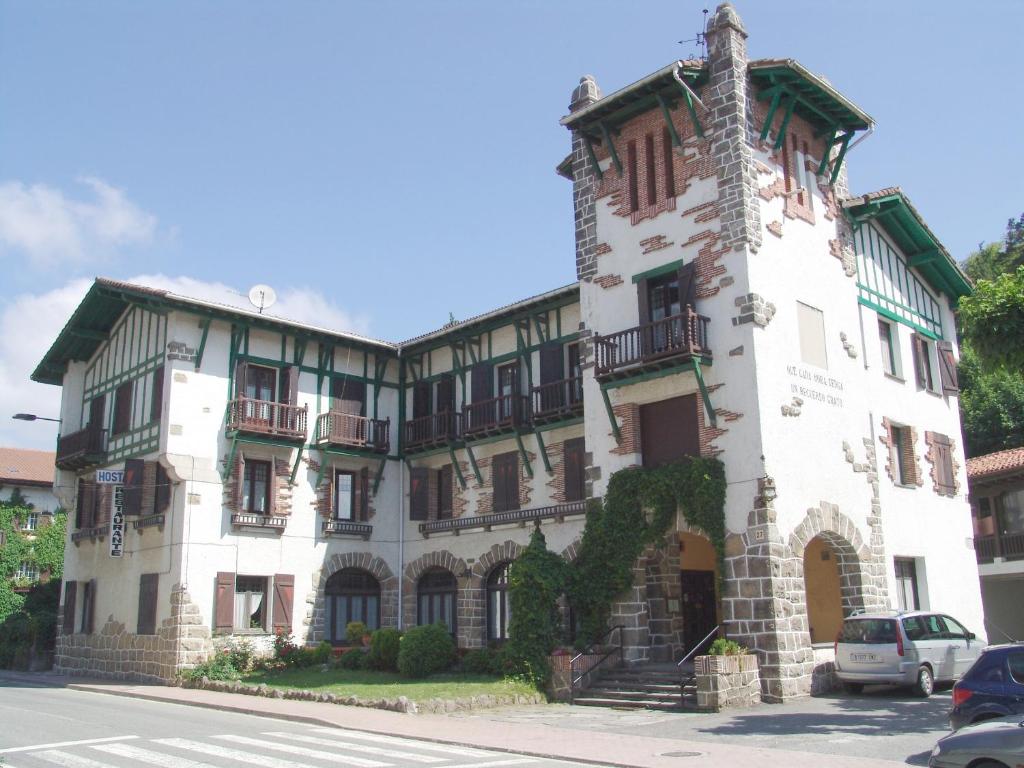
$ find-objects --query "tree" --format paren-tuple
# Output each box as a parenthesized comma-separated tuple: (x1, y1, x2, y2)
(959, 266, 1024, 372)
(958, 345, 1024, 457)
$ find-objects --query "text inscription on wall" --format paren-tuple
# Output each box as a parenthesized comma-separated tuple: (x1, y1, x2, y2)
(786, 364, 844, 408)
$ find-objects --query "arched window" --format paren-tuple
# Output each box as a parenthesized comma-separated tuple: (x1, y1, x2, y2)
(417, 567, 457, 634)
(486, 562, 512, 644)
(325, 568, 380, 645)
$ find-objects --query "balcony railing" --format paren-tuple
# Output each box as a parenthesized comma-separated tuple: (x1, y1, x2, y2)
(404, 411, 462, 452)
(419, 500, 588, 537)
(462, 394, 530, 438)
(56, 425, 107, 470)
(231, 512, 288, 531)
(975, 532, 1024, 563)
(315, 412, 389, 454)
(227, 398, 307, 441)
(531, 377, 584, 424)
(322, 520, 373, 540)
(593, 307, 710, 379)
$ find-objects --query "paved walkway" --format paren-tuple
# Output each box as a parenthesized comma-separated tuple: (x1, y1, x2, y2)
(0, 671, 916, 768)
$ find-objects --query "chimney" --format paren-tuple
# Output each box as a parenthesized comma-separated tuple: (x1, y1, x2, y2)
(567, 75, 603, 281)
(705, 3, 762, 253)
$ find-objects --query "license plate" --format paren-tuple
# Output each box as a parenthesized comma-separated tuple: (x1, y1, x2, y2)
(850, 653, 878, 662)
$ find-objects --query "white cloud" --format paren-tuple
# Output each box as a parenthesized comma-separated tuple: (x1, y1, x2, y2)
(0, 177, 157, 267)
(0, 275, 372, 451)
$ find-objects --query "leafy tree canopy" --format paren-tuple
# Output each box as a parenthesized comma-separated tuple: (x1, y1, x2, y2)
(959, 266, 1024, 372)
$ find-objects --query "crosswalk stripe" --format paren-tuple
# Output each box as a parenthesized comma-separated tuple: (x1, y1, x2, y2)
(155, 738, 387, 768)
(448, 760, 537, 768)
(34, 750, 114, 768)
(305, 727, 493, 757)
(220, 734, 428, 765)
(91, 742, 219, 768)
(0, 737, 138, 755)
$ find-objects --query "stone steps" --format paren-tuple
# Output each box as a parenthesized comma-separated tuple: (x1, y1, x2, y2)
(573, 663, 698, 711)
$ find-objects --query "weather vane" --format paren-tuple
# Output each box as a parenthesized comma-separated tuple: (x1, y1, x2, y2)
(678, 8, 710, 60)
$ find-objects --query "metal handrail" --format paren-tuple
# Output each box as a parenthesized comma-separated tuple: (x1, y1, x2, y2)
(569, 624, 624, 704)
(677, 623, 722, 668)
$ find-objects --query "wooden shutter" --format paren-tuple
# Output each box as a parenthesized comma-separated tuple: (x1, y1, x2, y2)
(932, 435, 955, 492)
(412, 380, 432, 419)
(63, 581, 77, 634)
(89, 395, 105, 429)
(438, 465, 453, 519)
(214, 572, 235, 632)
(436, 375, 455, 413)
(155, 463, 170, 513)
(137, 573, 158, 635)
(75, 479, 85, 529)
(911, 334, 928, 389)
(937, 341, 959, 395)
(233, 452, 245, 512)
(539, 342, 565, 385)
(280, 365, 299, 405)
(268, 459, 279, 516)
(409, 467, 429, 520)
(471, 362, 494, 402)
(641, 394, 700, 468)
(323, 468, 335, 519)
(151, 364, 164, 422)
(493, 452, 520, 512)
(636, 279, 651, 325)
(123, 458, 145, 516)
(355, 467, 369, 521)
(272, 574, 294, 633)
(85, 579, 96, 634)
(678, 262, 697, 308)
(563, 437, 586, 502)
(234, 360, 248, 398)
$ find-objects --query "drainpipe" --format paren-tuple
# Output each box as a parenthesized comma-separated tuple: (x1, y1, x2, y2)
(397, 459, 405, 630)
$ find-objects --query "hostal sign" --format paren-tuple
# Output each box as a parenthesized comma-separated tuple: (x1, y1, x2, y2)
(96, 469, 125, 558)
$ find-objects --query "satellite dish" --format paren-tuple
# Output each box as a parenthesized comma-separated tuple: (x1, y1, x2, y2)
(248, 284, 277, 314)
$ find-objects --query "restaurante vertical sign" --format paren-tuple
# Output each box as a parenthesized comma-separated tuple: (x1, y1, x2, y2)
(97, 469, 126, 558)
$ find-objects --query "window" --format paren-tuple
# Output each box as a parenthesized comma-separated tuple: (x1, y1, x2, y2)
(641, 394, 700, 468)
(941, 615, 969, 640)
(137, 573, 158, 635)
(24, 512, 39, 531)
(150, 365, 164, 422)
(242, 460, 272, 514)
(890, 425, 916, 486)
(1000, 489, 1024, 535)
(487, 563, 512, 644)
(234, 576, 268, 631)
(567, 343, 583, 404)
(325, 569, 380, 644)
(497, 363, 519, 421)
(1008, 653, 1024, 685)
(112, 381, 133, 435)
(334, 470, 354, 520)
(244, 365, 276, 402)
(492, 452, 520, 513)
(75, 479, 101, 529)
(437, 465, 453, 520)
(648, 271, 682, 323)
(563, 437, 586, 502)
(15, 561, 38, 581)
(894, 558, 919, 611)
(797, 302, 827, 369)
(878, 319, 899, 377)
(417, 568, 457, 634)
(911, 334, 936, 392)
(332, 378, 366, 416)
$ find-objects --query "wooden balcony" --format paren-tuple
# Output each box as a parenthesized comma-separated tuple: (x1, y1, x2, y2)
(315, 412, 389, 454)
(975, 532, 1024, 563)
(404, 411, 462, 453)
(531, 377, 584, 425)
(593, 307, 710, 381)
(227, 397, 307, 442)
(462, 394, 530, 439)
(55, 425, 107, 470)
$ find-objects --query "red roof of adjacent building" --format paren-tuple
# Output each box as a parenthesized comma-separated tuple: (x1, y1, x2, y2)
(966, 447, 1024, 482)
(0, 447, 56, 488)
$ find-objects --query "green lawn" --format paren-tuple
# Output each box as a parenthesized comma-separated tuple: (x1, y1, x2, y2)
(241, 668, 537, 703)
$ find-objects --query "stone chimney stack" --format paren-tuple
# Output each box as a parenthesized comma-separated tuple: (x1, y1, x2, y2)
(705, 3, 762, 254)
(568, 75, 603, 282)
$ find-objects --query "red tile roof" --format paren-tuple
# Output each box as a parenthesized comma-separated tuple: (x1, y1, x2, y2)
(0, 446, 55, 487)
(967, 447, 1024, 482)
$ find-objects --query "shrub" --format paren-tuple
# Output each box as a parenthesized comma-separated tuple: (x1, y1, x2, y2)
(367, 628, 402, 671)
(707, 638, 747, 656)
(272, 631, 300, 664)
(345, 621, 369, 645)
(460, 647, 498, 676)
(337, 647, 368, 670)
(397, 622, 456, 679)
(312, 641, 334, 666)
(184, 651, 240, 681)
(223, 638, 258, 673)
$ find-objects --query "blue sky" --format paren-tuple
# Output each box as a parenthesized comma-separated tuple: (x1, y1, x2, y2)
(1, 0, 1021, 447)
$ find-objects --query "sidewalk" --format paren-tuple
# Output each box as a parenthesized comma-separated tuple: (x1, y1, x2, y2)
(1, 671, 906, 768)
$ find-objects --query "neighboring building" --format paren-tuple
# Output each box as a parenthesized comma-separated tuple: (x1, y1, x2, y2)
(0, 446, 60, 588)
(34, 3, 981, 699)
(967, 447, 1024, 643)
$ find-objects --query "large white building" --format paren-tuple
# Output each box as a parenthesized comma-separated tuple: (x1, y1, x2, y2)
(36, 3, 981, 700)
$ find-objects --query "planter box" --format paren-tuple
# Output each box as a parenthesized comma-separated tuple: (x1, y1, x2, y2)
(694, 653, 761, 711)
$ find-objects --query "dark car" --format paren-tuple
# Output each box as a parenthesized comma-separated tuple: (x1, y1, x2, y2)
(948, 643, 1024, 731)
(929, 714, 1024, 768)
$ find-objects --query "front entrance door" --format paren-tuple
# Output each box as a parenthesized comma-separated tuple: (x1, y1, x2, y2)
(680, 569, 717, 655)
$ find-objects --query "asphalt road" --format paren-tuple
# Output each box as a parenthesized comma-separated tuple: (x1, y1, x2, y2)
(0, 682, 596, 768)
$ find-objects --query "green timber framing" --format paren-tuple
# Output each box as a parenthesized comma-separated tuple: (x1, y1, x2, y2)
(399, 285, 582, 484)
(560, 61, 708, 181)
(748, 59, 873, 185)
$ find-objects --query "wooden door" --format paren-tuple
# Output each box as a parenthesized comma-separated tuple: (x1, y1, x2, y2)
(680, 569, 717, 655)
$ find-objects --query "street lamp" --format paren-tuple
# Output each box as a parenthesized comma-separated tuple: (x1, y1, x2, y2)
(12, 413, 62, 423)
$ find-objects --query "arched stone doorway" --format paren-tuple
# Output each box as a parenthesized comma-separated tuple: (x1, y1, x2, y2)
(803, 536, 844, 644)
(679, 531, 719, 655)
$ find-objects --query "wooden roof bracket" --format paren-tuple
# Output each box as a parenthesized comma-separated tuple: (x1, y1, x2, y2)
(656, 94, 682, 148)
(194, 317, 211, 371)
(372, 456, 387, 495)
(692, 358, 717, 428)
(464, 443, 483, 485)
(290, 443, 305, 485)
(598, 122, 623, 176)
(533, 428, 553, 475)
(514, 432, 534, 479)
(582, 135, 604, 181)
(222, 433, 239, 482)
(448, 446, 467, 490)
(829, 131, 855, 185)
(600, 385, 622, 443)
